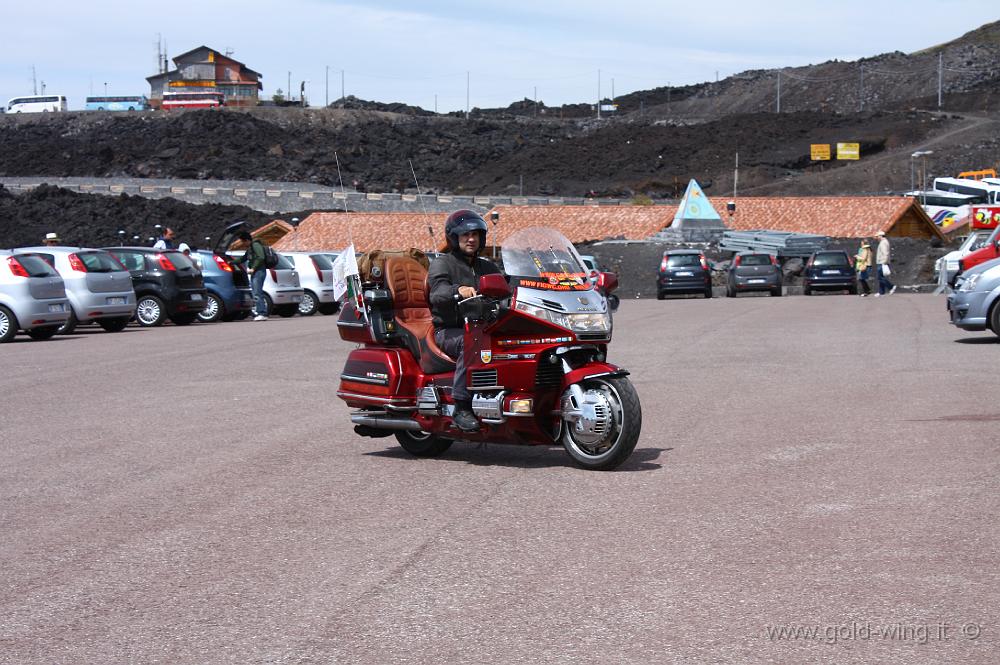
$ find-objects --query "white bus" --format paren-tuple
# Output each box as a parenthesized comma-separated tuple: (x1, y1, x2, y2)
(932, 177, 1000, 204)
(5, 95, 68, 113)
(906, 190, 980, 228)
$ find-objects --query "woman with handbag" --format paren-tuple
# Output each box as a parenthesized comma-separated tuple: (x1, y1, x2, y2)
(855, 240, 872, 297)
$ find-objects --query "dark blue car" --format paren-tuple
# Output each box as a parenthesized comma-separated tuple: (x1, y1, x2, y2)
(192, 222, 255, 322)
(802, 250, 857, 296)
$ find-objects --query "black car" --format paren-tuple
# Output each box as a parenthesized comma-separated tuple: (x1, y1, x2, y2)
(726, 252, 782, 297)
(105, 247, 208, 326)
(657, 249, 713, 299)
(803, 250, 857, 295)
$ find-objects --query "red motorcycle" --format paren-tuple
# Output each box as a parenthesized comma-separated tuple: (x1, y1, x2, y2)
(336, 227, 641, 470)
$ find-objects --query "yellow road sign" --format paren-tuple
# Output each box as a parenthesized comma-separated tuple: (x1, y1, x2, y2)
(810, 144, 831, 161)
(837, 143, 860, 160)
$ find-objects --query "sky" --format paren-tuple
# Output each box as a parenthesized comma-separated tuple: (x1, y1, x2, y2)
(0, 1, 993, 111)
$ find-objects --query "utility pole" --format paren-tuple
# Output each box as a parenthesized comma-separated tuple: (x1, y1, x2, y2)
(734, 152, 739, 199)
(434, 94, 438, 114)
(32, 65, 37, 96)
(776, 71, 781, 113)
(597, 69, 601, 119)
(938, 52, 943, 109)
(287, 71, 291, 102)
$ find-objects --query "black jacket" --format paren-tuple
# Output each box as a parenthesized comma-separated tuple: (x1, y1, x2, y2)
(428, 250, 502, 329)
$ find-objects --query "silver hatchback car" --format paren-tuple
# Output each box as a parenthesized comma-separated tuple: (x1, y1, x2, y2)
(0, 250, 71, 342)
(947, 256, 1000, 336)
(15, 247, 136, 334)
(281, 251, 339, 316)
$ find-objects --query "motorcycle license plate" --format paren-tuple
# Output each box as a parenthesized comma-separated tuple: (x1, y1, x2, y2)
(822, 270, 840, 275)
(106, 296, 126, 305)
(48, 303, 65, 313)
(191, 293, 203, 301)
(748, 279, 765, 284)
(676, 271, 694, 277)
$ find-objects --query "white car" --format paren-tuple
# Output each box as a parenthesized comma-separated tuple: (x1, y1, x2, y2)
(280, 251, 340, 316)
(935, 231, 993, 284)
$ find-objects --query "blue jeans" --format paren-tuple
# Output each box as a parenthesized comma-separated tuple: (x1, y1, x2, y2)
(251, 269, 267, 315)
(877, 264, 893, 295)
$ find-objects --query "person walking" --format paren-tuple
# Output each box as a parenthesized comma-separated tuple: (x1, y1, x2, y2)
(874, 231, 896, 297)
(854, 239, 872, 297)
(232, 231, 269, 320)
(43, 232, 61, 246)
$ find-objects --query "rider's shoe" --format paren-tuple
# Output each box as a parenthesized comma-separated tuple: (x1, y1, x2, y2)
(452, 403, 480, 432)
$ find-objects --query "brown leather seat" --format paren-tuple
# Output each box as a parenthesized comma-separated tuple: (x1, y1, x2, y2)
(384, 257, 457, 375)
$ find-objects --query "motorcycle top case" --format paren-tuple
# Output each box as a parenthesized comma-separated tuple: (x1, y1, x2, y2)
(337, 347, 422, 408)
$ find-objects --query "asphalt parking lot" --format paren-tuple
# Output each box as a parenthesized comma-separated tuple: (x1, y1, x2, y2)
(2, 294, 998, 664)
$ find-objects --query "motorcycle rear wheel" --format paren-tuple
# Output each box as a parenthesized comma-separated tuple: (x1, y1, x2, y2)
(395, 430, 453, 457)
(562, 376, 642, 471)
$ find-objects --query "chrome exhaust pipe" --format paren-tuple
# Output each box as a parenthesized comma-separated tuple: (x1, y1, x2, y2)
(350, 414, 424, 431)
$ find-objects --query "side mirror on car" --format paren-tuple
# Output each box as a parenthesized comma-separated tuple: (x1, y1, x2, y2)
(478, 273, 511, 298)
(597, 272, 619, 293)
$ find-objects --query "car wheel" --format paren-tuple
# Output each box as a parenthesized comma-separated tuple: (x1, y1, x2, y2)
(298, 290, 318, 316)
(276, 304, 298, 318)
(848, 284, 858, 295)
(726, 285, 736, 298)
(136, 295, 166, 326)
(26, 325, 60, 340)
(656, 291, 665, 300)
(771, 287, 782, 297)
(98, 317, 130, 332)
(0, 305, 18, 343)
(704, 287, 713, 299)
(989, 301, 1000, 336)
(803, 285, 812, 296)
(198, 293, 223, 322)
(170, 313, 197, 326)
(318, 302, 340, 315)
(57, 309, 78, 335)
(262, 293, 274, 317)
(231, 311, 251, 321)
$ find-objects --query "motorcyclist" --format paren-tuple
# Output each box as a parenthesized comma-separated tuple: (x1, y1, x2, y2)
(427, 210, 503, 432)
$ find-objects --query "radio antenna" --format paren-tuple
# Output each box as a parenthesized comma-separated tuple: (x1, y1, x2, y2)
(334, 151, 349, 214)
(409, 159, 435, 252)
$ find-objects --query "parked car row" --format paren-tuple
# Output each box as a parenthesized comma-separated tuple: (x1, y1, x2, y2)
(947, 255, 1000, 337)
(655, 249, 861, 299)
(0, 222, 341, 343)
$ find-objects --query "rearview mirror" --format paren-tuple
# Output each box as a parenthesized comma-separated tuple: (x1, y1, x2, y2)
(478, 273, 511, 298)
(597, 272, 619, 293)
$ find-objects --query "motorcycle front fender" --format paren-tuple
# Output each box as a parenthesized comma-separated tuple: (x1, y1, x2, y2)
(560, 362, 629, 392)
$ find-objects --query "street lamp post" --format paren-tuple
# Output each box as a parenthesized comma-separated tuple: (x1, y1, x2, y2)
(910, 151, 933, 204)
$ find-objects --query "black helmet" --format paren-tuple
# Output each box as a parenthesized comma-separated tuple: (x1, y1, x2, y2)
(444, 209, 488, 252)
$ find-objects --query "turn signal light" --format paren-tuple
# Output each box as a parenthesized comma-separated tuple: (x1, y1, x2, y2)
(509, 399, 533, 414)
(212, 254, 233, 272)
(6, 256, 29, 277)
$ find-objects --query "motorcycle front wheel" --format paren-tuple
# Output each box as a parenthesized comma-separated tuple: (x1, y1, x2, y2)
(395, 430, 453, 457)
(561, 376, 642, 470)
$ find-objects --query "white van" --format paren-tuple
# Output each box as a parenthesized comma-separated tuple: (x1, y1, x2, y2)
(6, 95, 68, 113)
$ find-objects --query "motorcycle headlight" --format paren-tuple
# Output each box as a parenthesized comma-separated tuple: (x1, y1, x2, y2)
(959, 273, 980, 292)
(514, 302, 612, 333)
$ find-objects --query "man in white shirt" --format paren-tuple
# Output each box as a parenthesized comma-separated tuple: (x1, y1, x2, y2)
(152, 228, 175, 250)
(874, 231, 896, 297)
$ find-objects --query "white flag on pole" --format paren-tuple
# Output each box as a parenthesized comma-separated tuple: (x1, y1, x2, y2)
(331, 244, 359, 300)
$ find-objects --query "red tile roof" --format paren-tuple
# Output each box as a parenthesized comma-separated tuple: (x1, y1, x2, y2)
(270, 196, 944, 251)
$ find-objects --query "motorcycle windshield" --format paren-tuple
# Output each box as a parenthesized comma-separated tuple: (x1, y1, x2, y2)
(501, 227, 593, 292)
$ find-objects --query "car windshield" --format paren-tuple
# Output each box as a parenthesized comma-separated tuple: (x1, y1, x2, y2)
(80, 251, 126, 272)
(501, 227, 591, 291)
(310, 254, 334, 269)
(13, 253, 59, 277)
(740, 255, 772, 266)
(813, 252, 850, 267)
(666, 254, 701, 268)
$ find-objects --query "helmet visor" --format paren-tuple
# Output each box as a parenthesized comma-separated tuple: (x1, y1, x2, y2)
(451, 218, 488, 236)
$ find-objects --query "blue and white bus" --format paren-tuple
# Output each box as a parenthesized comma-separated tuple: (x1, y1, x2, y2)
(85, 96, 149, 111)
(6, 95, 68, 113)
